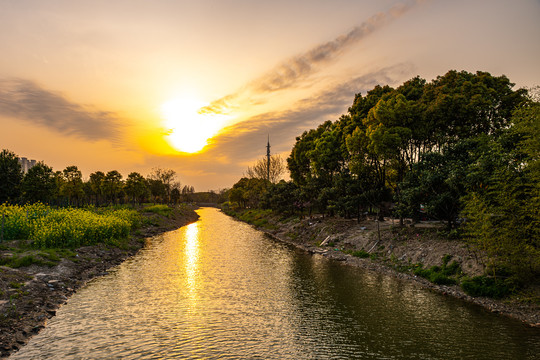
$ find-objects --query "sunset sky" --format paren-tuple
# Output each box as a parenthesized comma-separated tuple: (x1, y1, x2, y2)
(1, 0, 539, 190)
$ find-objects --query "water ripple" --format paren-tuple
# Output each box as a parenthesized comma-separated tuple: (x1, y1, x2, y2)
(12, 208, 540, 359)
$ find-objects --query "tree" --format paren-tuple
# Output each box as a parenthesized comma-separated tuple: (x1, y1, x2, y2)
(462, 103, 540, 282)
(102, 170, 124, 205)
(21, 162, 55, 204)
(148, 168, 177, 204)
(181, 185, 195, 202)
(124, 172, 148, 206)
(246, 154, 285, 184)
(61, 166, 84, 206)
(147, 178, 166, 204)
(171, 187, 181, 205)
(422, 70, 526, 147)
(262, 180, 299, 215)
(88, 171, 105, 206)
(229, 177, 267, 208)
(0, 149, 23, 204)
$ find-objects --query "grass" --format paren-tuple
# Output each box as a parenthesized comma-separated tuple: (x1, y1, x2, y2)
(224, 208, 278, 230)
(0, 254, 55, 268)
(9, 282, 24, 289)
(346, 249, 370, 258)
(413, 255, 462, 285)
(143, 204, 173, 217)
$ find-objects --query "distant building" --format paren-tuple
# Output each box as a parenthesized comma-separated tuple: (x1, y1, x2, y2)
(18, 157, 37, 173)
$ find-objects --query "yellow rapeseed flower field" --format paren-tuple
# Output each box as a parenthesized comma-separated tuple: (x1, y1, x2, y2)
(0, 204, 141, 248)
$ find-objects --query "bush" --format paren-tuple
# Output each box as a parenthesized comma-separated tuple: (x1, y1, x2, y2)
(413, 255, 462, 285)
(460, 276, 513, 299)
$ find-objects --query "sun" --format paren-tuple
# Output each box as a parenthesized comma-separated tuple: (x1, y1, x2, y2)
(161, 96, 229, 153)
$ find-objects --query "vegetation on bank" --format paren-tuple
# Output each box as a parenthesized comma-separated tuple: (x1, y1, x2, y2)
(0, 151, 197, 207)
(0, 203, 141, 248)
(0, 146, 201, 258)
(224, 70, 540, 300)
(0, 202, 198, 272)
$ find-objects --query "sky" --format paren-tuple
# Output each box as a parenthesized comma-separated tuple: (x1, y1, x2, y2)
(1, 0, 539, 191)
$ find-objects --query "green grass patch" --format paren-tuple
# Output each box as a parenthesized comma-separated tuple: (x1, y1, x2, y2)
(347, 250, 370, 258)
(413, 255, 462, 285)
(460, 276, 514, 299)
(9, 282, 24, 289)
(143, 204, 173, 217)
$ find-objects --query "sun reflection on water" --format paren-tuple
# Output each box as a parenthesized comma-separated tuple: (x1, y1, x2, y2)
(184, 222, 200, 295)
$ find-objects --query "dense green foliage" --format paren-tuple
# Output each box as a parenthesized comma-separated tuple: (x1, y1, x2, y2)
(0, 150, 23, 204)
(461, 276, 514, 299)
(0, 154, 191, 207)
(228, 70, 539, 290)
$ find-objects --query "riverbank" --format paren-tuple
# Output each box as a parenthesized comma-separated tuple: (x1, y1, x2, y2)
(0, 206, 199, 358)
(223, 208, 540, 328)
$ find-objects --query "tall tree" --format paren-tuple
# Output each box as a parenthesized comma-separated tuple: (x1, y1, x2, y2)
(88, 171, 105, 206)
(102, 170, 124, 205)
(0, 149, 23, 204)
(61, 165, 84, 206)
(124, 172, 148, 206)
(21, 161, 55, 204)
(463, 102, 540, 281)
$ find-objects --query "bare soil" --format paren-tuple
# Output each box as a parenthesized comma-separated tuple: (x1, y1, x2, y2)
(253, 213, 540, 328)
(0, 208, 199, 358)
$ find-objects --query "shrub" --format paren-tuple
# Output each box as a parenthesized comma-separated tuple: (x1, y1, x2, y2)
(413, 255, 462, 285)
(460, 276, 513, 299)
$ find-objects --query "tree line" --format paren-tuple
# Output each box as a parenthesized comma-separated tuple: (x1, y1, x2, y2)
(0, 152, 195, 207)
(228, 70, 539, 282)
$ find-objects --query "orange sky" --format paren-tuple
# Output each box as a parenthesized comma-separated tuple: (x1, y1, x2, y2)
(1, 0, 539, 190)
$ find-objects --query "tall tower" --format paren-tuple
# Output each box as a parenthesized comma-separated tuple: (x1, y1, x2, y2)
(266, 135, 271, 182)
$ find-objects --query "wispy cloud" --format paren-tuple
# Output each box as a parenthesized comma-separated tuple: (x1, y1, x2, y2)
(0, 78, 120, 141)
(200, 0, 424, 115)
(210, 64, 414, 163)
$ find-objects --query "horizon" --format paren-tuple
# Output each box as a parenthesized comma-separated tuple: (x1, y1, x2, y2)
(2, 0, 539, 191)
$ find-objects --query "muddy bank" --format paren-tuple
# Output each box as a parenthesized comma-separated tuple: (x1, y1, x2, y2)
(0, 208, 199, 358)
(227, 211, 540, 328)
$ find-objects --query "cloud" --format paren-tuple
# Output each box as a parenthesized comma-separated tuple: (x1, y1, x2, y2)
(200, 0, 424, 115)
(0, 78, 120, 141)
(210, 64, 414, 163)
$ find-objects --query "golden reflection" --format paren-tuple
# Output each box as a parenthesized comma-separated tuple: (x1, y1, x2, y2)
(184, 222, 200, 293)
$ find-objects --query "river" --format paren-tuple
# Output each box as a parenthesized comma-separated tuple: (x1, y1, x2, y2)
(11, 208, 540, 359)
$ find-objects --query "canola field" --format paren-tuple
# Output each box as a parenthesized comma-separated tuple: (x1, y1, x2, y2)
(0, 204, 141, 248)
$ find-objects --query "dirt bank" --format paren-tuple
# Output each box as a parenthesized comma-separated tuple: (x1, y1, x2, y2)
(0, 208, 199, 358)
(227, 210, 540, 328)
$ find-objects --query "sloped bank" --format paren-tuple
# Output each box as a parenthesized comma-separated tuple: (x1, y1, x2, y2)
(223, 208, 540, 328)
(0, 207, 199, 358)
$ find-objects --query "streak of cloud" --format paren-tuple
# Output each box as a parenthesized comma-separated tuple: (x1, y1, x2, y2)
(200, 0, 424, 115)
(210, 64, 414, 163)
(0, 78, 120, 142)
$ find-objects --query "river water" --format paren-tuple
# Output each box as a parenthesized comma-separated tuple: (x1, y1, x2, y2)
(12, 208, 540, 359)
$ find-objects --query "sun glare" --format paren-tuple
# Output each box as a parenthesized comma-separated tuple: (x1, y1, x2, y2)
(161, 96, 230, 153)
